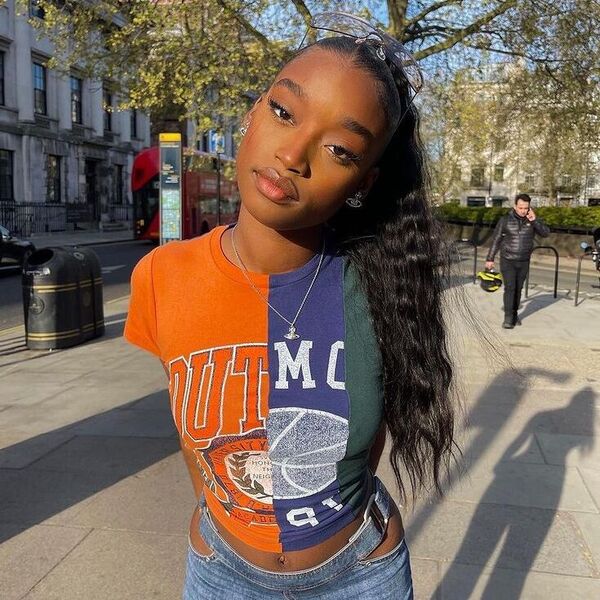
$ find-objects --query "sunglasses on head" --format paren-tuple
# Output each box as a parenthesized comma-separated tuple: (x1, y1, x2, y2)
(299, 11, 424, 123)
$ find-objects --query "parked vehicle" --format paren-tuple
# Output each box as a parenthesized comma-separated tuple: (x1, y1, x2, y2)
(0, 224, 35, 270)
(131, 147, 239, 242)
(580, 227, 600, 273)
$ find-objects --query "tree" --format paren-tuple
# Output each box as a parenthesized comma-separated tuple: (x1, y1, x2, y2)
(18, 0, 557, 131)
(494, 0, 600, 203)
(421, 64, 514, 202)
(420, 0, 600, 204)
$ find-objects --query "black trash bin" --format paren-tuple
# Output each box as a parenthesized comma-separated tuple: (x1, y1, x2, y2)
(22, 246, 104, 350)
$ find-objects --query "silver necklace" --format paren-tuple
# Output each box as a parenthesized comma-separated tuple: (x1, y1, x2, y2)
(230, 226, 325, 340)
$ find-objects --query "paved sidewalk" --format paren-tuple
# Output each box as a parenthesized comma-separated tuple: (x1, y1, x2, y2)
(27, 229, 135, 248)
(0, 285, 599, 599)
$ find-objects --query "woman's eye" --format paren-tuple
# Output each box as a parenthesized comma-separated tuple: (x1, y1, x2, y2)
(326, 145, 361, 165)
(268, 98, 293, 122)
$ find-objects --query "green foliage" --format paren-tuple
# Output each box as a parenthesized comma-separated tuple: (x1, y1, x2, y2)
(435, 204, 600, 231)
(421, 1, 600, 203)
(18, 0, 590, 144)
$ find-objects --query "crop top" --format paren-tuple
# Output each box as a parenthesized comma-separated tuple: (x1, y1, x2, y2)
(124, 225, 384, 552)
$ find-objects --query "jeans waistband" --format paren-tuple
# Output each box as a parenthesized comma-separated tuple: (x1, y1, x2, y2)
(197, 476, 394, 592)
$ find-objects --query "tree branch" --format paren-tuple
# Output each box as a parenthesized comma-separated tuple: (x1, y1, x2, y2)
(214, 0, 271, 48)
(387, 0, 408, 37)
(289, 0, 312, 26)
(413, 0, 518, 60)
(405, 0, 464, 30)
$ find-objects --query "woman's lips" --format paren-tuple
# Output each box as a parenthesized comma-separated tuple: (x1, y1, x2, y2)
(254, 168, 299, 203)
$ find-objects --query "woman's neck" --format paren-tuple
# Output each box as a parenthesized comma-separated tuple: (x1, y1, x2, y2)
(221, 208, 324, 275)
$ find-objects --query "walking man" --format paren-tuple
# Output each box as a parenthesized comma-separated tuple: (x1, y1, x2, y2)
(485, 193, 550, 328)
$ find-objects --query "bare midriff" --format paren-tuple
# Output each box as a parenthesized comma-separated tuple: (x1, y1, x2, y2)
(188, 500, 404, 573)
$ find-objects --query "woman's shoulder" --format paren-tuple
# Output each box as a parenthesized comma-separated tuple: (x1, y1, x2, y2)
(148, 231, 214, 269)
(131, 231, 216, 287)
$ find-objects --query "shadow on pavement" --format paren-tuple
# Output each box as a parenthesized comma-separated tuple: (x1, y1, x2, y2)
(405, 368, 571, 585)
(0, 313, 127, 367)
(434, 386, 596, 599)
(518, 292, 562, 321)
(0, 390, 180, 546)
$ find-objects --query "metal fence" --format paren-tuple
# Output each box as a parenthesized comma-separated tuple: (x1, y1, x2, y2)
(0, 202, 67, 236)
(0, 202, 134, 236)
(108, 204, 134, 223)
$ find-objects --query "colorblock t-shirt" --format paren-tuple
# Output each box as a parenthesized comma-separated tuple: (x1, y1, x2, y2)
(124, 225, 384, 552)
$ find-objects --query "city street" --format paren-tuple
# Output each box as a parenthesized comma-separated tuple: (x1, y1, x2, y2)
(1, 239, 599, 332)
(0, 240, 152, 331)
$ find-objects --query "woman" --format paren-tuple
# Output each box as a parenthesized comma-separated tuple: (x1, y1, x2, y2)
(125, 12, 455, 599)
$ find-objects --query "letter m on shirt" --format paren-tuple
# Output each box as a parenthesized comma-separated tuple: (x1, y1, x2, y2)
(274, 341, 316, 389)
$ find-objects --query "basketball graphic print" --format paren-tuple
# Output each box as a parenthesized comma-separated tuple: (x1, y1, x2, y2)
(267, 407, 349, 499)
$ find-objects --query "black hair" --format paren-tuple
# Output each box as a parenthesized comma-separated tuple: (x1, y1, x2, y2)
(296, 37, 456, 500)
(515, 193, 532, 204)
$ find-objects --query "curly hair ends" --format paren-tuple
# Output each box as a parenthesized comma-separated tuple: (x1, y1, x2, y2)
(311, 36, 457, 500)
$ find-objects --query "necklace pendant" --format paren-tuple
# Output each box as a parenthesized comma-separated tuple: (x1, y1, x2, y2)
(284, 325, 300, 340)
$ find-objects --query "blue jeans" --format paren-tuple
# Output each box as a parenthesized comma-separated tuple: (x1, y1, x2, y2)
(183, 477, 413, 599)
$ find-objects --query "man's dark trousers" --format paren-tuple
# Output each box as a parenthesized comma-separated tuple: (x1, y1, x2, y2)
(501, 258, 529, 322)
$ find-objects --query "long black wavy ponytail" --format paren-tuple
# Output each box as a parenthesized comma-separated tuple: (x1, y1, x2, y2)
(302, 37, 456, 500)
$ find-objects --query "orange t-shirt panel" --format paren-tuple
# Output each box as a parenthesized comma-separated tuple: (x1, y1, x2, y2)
(125, 230, 281, 550)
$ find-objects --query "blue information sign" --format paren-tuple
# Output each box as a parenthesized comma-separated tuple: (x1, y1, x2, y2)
(159, 133, 183, 244)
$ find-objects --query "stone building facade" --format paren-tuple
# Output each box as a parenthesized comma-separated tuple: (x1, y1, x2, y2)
(0, 1, 151, 235)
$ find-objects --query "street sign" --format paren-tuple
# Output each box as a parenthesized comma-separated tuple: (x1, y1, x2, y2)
(159, 132, 183, 245)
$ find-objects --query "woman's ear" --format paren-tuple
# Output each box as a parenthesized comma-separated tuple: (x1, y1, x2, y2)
(241, 95, 263, 131)
(247, 94, 263, 118)
(361, 167, 380, 197)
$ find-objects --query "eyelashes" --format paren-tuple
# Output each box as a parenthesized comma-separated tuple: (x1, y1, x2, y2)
(266, 96, 362, 167)
(326, 145, 361, 165)
(268, 97, 293, 123)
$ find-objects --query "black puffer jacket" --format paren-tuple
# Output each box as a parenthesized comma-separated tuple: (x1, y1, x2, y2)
(487, 210, 550, 262)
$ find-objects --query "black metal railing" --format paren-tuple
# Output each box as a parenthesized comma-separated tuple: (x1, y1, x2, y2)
(574, 252, 600, 307)
(525, 246, 559, 298)
(452, 238, 479, 284)
(107, 204, 133, 223)
(0, 202, 67, 236)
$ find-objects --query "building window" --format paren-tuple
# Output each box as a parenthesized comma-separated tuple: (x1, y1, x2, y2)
(114, 164, 124, 204)
(0, 52, 5, 106)
(0, 149, 14, 201)
(493, 164, 505, 183)
(30, 0, 45, 19)
(561, 174, 572, 188)
(587, 176, 597, 189)
(493, 138, 507, 152)
(130, 109, 137, 138)
(524, 173, 536, 189)
(201, 130, 210, 152)
(46, 155, 61, 203)
(70, 76, 82, 124)
(103, 89, 112, 131)
(32, 62, 47, 115)
(470, 165, 485, 188)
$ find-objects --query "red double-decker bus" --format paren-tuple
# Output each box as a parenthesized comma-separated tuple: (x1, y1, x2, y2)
(131, 146, 239, 241)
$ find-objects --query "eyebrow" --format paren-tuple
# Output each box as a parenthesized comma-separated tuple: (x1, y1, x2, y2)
(273, 78, 307, 99)
(340, 117, 374, 142)
(273, 77, 375, 142)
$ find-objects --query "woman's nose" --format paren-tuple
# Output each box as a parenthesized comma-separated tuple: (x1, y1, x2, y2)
(275, 135, 311, 177)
